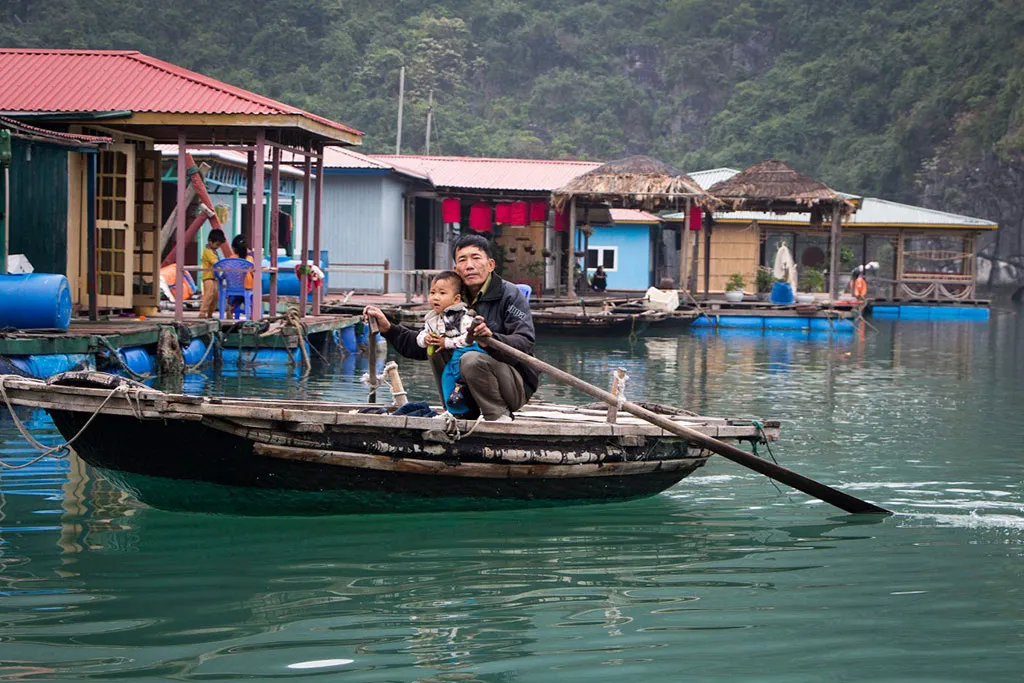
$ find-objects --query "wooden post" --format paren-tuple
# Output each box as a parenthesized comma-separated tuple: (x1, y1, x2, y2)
(86, 152, 98, 320)
(251, 130, 266, 321)
(174, 130, 187, 323)
(828, 202, 842, 297)
(703, 218, 712, 295)
(680, 197, 690, 293)
(383, 258, 390, 294)
(690, 213, 700, 296)
(384, 361, 408, 406)
(269, 145, 281, 317)
(0, 163, 6, 275)
(313, 145, 325, 316)
(299, 148, 312, 318)
(567, 198, 577, 299)
(606, 368, 628, 423)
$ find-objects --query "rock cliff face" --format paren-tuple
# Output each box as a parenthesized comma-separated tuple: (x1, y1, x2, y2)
(917, 150, 1024, 291)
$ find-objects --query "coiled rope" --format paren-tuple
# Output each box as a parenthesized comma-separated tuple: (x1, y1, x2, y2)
(285, 307, 312, 377)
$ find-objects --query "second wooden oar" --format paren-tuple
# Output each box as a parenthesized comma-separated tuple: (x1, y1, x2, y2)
(477, 335, 891, 515)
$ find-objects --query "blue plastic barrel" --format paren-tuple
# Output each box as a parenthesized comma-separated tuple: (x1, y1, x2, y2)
(770, 281, 795, 305)
(0, 274, 73, 330)
(261, 251, 329, 298)
(120, 347, 156, 375)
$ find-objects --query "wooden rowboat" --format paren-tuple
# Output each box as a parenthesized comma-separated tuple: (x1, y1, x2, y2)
(0, 372, 779, 515)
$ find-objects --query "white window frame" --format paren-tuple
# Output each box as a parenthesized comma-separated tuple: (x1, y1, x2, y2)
(586, 245, 619, 272)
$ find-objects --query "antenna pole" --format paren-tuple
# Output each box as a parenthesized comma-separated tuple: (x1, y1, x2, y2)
(425, 88, 434, 155)
(395, 66, 405, 155)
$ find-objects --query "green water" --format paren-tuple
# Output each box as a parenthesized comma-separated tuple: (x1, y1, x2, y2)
(1, 314, 1021, 681)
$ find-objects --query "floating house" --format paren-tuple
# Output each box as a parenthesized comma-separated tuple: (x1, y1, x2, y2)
(367, 155, 601, 293)
(0, 48, 362, 321)
(0, 115, 111, 281)
(318, 148, 431, 293)
(577, 208, 664, 290)
(666, 167, 997, 303)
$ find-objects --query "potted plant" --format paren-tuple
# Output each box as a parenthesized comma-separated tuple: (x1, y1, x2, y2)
(798, 267, 824, 303)
(725, 273, 745, 302)
(755, 267, 774, 301)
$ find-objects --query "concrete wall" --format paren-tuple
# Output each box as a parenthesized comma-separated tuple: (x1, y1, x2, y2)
(319, 172, 407, 293)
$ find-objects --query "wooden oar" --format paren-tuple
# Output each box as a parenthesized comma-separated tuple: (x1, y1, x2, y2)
(477, 335, 891, 515)
(366, 319, 379, 403)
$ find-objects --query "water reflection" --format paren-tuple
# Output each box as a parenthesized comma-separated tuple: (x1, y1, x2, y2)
(0, 313, 1021, 679)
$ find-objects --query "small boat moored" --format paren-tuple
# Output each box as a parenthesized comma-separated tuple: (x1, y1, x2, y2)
(0, 372, 779, 515)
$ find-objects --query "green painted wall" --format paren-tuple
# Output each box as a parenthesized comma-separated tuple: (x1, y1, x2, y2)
(8, 138, 69, 275)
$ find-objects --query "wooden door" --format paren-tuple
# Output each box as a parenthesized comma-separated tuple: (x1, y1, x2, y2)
(95, 144, 135, 309)
(132, 150, 161, 309)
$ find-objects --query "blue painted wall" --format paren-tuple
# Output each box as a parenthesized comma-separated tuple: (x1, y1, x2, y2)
(578, 224, 653, 290)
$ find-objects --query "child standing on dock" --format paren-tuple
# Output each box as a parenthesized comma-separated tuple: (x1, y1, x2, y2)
(199, 229, 226, 318)
(417, 271, 479, 414)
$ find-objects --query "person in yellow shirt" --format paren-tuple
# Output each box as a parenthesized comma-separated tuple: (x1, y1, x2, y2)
(199, 229, 226, 318)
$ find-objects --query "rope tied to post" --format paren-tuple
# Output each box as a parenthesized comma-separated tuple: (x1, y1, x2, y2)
(284, 307, 312, 377)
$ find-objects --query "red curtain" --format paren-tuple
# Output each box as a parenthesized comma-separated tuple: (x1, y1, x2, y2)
(554, 207, 570, 232)
(442, 198, 461, 223)
(529, 201, 548, 223)
(509, 201, 528, 226)
(469, 202, 493, 232)
(689, 204, 703, 231)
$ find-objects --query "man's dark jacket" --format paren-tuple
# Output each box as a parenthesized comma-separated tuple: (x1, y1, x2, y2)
(381, 274, 539, 398)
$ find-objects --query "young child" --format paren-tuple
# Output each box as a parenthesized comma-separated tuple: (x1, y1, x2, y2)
(228, 234, 255, 317)
(199, 229, 226, 318)
(417, 271, 480, 414)
(418, 271, 472, 352)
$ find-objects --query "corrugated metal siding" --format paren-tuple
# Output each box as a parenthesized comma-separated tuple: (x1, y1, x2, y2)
(319, 175, 406, 292)
(9, 139, 69, 275)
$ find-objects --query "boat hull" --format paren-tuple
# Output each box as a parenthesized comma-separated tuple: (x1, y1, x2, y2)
(50, 410, 704, 515)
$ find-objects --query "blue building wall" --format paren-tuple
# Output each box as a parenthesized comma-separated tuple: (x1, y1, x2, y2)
(579, 224, 653, 290)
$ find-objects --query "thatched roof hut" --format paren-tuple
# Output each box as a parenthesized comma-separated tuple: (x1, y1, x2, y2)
(552, 155, 717, 212)
(707, 159, 855, 216)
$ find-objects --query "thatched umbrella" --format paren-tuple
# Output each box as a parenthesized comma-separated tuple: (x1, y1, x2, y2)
(708, 160, 856, 296)
(707, 159, 854, 215)
(551, 155, 718, 296)
(552, 155, 717, 212)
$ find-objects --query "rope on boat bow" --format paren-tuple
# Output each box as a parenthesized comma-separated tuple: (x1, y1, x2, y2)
(0, 376, 143, 470)
(441, 411, 485, 441)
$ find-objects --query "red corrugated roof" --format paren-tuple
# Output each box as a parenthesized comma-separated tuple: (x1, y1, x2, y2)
(609, 208, 662, 223)
(370, 154, 601, 192)
(0, 49, 361, 137)
(322, 147, 429, 181)
(0, 114, 111, 146)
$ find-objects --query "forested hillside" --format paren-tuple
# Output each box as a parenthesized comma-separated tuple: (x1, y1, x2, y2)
(2, 0, 1022, 287)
